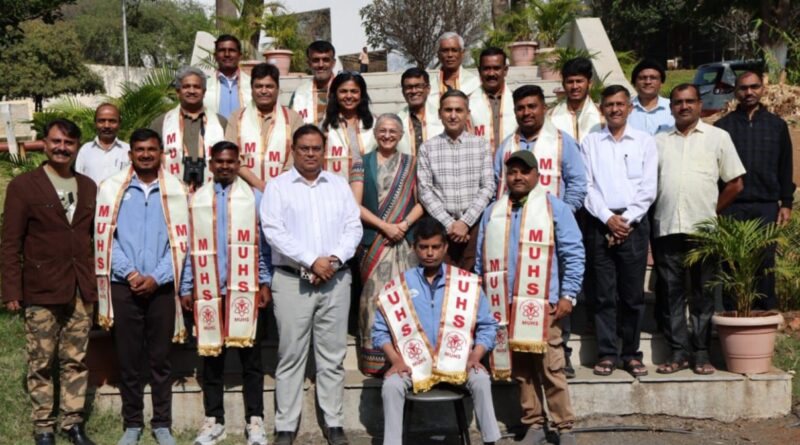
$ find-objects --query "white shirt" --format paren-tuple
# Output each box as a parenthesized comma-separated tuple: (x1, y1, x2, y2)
(581, 124, 658, 224)
(260, 167, 363, 268)
(75, 137, 130, 184)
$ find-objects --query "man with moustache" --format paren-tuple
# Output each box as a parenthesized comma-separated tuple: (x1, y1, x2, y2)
(1, 119, 97, 445)
(417, 90, 496, 271)
(425, 32, 481, 112)
(180, 141, 272, 445)
(548, 57, 602, 143)
(204, 34, 251, 119)
(150, 66, 227, 190)
(261, 125, 362, 445)
(581, 85, 658, 377)
(95, 128, 191, 445)
(396, 67, 444, 156)
(469, 47, 516, 154)
(715, 71, 795, 311)
(291, 40, 336, 124)
(653, 84, 745, 376)
(628, 59, 674, 135)
(75, 103, 130, 184)
(225, 63, 304, 191)
(494, 84, 586, 212)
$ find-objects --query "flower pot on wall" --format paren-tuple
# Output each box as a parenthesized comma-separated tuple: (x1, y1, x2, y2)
(239, 60, 262, 76)
(263, 49, 293, 76)
(712, 311, 783, 374)
(508, 41, 539, 66)
(536, 47, 561, 81)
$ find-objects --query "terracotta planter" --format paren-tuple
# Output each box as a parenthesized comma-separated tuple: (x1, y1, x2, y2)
(508, 41, 539, 67)
(239, 60, 261, 76)
(712, 311, 783, 374)
(536, 47, 561, 81)
(263, 49, 293, 76)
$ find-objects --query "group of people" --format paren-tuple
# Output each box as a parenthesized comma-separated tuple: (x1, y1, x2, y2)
(1, 29, 793, 445)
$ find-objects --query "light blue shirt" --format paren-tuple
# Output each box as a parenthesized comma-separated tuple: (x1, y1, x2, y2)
(179, 182, 273, 296)
(372, 264, 498, 352)
(628, 96, 674, 135)
(217, 73, 240, 120)
(494, 130, 587, 212)
(111, 176, 186, 285)
(475, 193, 585, 303)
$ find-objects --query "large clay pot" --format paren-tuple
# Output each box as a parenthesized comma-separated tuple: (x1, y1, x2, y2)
(239, 60, 261, 76)
(263, 49, 293, 76)
(536, 47, 561, 81)
(508, 41, 539, 67)
(712, 311, 783, 374)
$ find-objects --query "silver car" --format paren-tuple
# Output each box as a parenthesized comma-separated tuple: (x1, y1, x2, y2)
(693, 60, 763, 116)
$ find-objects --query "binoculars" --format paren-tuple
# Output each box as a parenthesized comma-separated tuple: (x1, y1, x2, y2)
(183, 157, 206, 188)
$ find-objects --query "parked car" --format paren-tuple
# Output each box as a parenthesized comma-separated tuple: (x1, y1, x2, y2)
(693, 60, 764, 116)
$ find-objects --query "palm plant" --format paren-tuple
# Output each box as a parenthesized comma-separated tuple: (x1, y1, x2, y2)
(534, 47, 597, 73)
(216, 0, 267, 60)
(530, 0, 586, 47)
(685, 216, 787, 317)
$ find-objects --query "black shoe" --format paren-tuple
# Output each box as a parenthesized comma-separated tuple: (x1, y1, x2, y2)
(65, 424, 95, 445)
(34, 432, 55, 445)
(275, 431, 294, 445)
(563, 356, 576, 379)
(324, 426, 349, 445)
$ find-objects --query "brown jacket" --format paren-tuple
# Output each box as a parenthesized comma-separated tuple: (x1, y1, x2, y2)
(1, 165, 98, 305)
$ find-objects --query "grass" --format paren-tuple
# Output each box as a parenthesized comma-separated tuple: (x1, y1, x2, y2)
(661, 69, 696, 97)
(774, 332, 800, 404)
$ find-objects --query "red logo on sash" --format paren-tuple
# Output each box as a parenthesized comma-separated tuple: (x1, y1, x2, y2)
(496, 329, 507, 344)
(233, 297, 251, 317)
(445, 332, 466, 354)
(404, 339, 424, 361)
(521, 301, 540, 321)
(201, 306, 216, 328)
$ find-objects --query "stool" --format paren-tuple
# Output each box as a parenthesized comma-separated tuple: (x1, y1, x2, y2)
(402, 387, 471, 445)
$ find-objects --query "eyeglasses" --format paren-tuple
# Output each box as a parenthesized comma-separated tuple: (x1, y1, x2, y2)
(295, 145, 324, 154)
(403, 83, 429, 92)
(636, 75, 661, 81)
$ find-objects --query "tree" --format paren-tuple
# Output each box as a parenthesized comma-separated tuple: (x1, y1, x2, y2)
(0, 20, 103, 111)
(0, 0, 75, 47)
(360, 0, 488, 68)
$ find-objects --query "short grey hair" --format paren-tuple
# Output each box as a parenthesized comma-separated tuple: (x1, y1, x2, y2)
(438, 32, 464, 50)
(174, 66, 207, 89)
(374, 113, 404, 137)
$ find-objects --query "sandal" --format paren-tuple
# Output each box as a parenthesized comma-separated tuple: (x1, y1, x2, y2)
(693, 362, 716, 375)
(624, 359, 648, 377)
(656, 359, 689, 374)
(593, 359, 615, 376)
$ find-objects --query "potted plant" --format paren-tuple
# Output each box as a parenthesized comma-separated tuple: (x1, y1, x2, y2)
(261, 2, 305, 76)
(534, 47, 596, 81)
(529, 0, 585, 79)
(216, 0, 269, 74)
(686, 216, 785, 374)
(488, 2, 539, 66)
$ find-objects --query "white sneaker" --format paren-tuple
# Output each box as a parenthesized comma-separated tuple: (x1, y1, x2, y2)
(193, 417, 227, 445)
(245, 416, 268, 445)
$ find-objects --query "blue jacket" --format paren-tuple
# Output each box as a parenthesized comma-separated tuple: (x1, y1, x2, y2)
(475, 193, 585, 303)
(372, 264, 498, 352)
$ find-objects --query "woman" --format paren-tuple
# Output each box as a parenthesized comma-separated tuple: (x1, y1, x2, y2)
(350, 113, 424, 376)
(321, 71, 376, 183)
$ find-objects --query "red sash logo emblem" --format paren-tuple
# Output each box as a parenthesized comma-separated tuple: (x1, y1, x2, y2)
(233, 297, 251, 317)
(201, 306, 216, 328)
(521, 301, 540, 321)
(444, 332, 466, 354)
(496, 328, 507, 344)
(404, 339, 424, 361)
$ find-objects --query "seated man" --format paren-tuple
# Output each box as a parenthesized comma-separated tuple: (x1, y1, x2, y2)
(372, 217, 502, 445)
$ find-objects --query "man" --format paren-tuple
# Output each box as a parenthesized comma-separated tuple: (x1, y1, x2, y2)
(469, 47, 517, 154)
(290, 40, 336, 124)
(417, 89, 496, 271)
(261, 125, 362, 445)
(396, 67, 444, 156)
(179, 141, 272, 445)
(150, 66, 227, 190)
(359, 46, 369, 73)
(494, 84, 587, 212)
(374, 217, 501, 445)
(1, 119, 97, 445)
(95, 128, 191, 445)
(425, 32, 481, 112)
(75, 103, 131, 184)
(476, 150, 583, 445)
(715, 71, 795, 311)
(547, 57, 602, 143)
(581, 85, 658, 377)
(226, 62, 304, 190)
(204, 34, 252, 119)
(653, 84, 745, 376)
(628, 59, 674, 135)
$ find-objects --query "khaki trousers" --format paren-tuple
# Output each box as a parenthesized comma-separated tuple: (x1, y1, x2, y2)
(511, 313, 575, 431)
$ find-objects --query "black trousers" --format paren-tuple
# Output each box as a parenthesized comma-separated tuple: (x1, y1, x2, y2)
(111, 283, 175, 429)
(202, 310, 265, 424)
(585, 215, 649, 363)
(653, 234, 715, 363)
(721, 201, 779, 311)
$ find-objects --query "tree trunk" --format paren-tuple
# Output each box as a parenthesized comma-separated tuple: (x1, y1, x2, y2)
(758, 0, 791, 69)
(491, 0, 509, 27)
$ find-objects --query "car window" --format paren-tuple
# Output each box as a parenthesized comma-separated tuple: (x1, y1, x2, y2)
(694, 67, 722, 85)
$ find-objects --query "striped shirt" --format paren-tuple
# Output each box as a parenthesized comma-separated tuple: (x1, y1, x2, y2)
(417, 130, 496, 227)
(260, 167, 363, 268)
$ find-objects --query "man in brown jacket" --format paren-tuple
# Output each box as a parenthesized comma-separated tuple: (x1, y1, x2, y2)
(1, 119, 98, 445)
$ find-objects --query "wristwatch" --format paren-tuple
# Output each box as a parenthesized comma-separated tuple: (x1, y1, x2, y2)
(560, 295, 577, 307)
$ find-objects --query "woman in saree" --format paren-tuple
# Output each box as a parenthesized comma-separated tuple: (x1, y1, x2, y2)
(350, 113, 424, 376)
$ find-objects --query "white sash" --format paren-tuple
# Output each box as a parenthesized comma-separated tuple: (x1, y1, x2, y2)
(161, 106, 225, 182)
(397, 103, 444, 156)
(95, 168, 190, 343)
(424, 67, 480, 115)
(203, 69, 252, 117)
(236, 104, 291, 183)
(469, 85, 517, 154)
(547, 98, 602, 143)
(291, 78, 332, 124)
(482, 198, 513, 380)
(496, 122, 563, 199)
(433, 265, 482, 384)
(324, 120, 376, 181)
